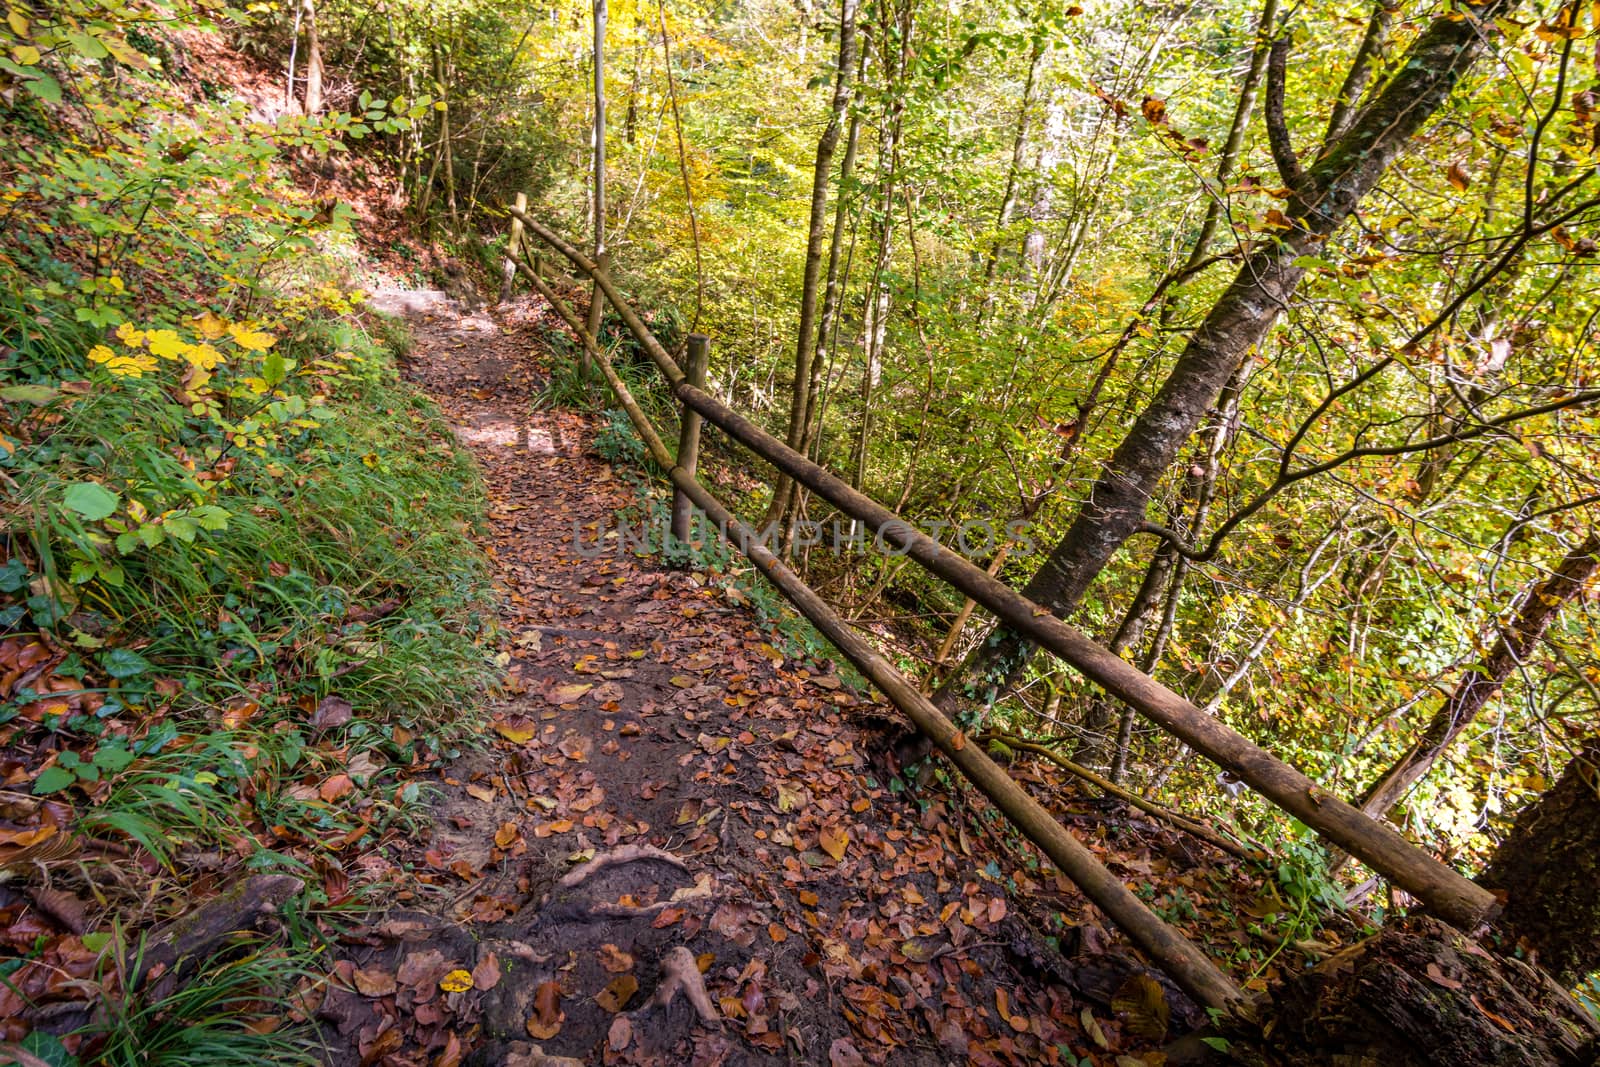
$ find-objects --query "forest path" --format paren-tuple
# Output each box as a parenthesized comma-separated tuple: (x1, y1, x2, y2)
(323, 288, 1184, 1067)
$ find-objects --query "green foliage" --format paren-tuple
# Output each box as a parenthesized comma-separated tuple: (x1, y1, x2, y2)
(82, 937, 321, 1065)
(0, 3, 492, 1057)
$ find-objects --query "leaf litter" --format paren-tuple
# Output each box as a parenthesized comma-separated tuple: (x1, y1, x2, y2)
(303, 291, 1351, 1065)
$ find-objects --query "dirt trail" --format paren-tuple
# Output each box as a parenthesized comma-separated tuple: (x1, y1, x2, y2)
(322, 290, 1196, 1067)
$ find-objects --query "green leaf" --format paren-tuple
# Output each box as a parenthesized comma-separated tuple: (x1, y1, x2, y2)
(23, 71, 62, 103)
(99, 647, 151, 679)
(92, 745, 137, 774)
(0, 384, 59, 405)
(32, 766, 76, 794)
(63, 482, 119, 521)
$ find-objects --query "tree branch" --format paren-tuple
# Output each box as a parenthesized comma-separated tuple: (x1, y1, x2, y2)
(1265, 33, 1304, 191)
(1321, 0, 1396, 147)
(1142, 388, 1600, 561)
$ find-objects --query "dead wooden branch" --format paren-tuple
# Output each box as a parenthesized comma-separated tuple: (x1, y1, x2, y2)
(511, 208, 1497, 933)
(988, 733, 1267, 862)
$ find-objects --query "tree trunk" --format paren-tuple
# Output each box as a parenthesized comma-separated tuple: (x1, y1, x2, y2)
(934, 0, 1515, 716)
(1212, 915, 1600, 1067)
(765, 0, 860, 532)
(1480, 737, 1600, 985)
(303, 0, 324, 115)
(978, 36, 1045, 309)
(1354, 534, 1599, 820)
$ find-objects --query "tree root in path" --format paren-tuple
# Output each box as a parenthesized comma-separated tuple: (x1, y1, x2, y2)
(643, 946, 722, 1028)
(556, 843, 687, 891)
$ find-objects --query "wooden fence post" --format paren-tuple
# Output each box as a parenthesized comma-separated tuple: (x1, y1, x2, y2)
(498, 192, 527, 305)
(670, 334, 710, 547)
(582, 249, 609, 378)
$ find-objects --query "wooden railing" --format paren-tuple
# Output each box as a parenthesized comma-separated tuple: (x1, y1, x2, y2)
(502, 207, 1498, 1014)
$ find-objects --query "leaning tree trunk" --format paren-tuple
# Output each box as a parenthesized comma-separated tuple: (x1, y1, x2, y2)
(935, 0, 1515, 716)
(1354, 533, 1600, 821)
(1479, 736, 1600, 986)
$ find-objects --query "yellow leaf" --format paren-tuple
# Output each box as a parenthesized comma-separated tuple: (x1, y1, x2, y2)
(439, 969, 474, 993)
(194, 312, 228, 340)
(115, 323, 145, 348)
(818, 824, 848, 861)
(228, 325, 276, 351)
(183, 343, 222, 371)
(146, 330, 186, 360)
(493, 717, 536, 744)
(11, 44, 39, 66)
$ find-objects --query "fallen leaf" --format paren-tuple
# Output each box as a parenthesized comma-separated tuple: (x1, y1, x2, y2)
(495, 822, 520, 848)
(352, 968, 397, 997)
(527, 979, 563, 1039)
(595, 974, 638, 1012)
(818, 824, 849, 861)
(1112, 973, 1170, 1040)
(1425, 962, 1463, 990)
(320, 774, 355, 802)
(549, 682, 593, 704)
(829, 1037, 866, 1067)
(466, 782, 496, 803)
(311, 695, 353, 733)
(598, 944, 634, 974)
(472, 952, 502, 992)
(494, 717, 537, 744)
(439, 969, 474, 994)
(1081, 1007, 1110, 1049)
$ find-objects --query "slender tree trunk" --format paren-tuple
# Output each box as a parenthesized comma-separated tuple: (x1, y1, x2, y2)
(766, 0, 861, 533)
(851, 6, 910, 495)
(303, 0, 324, 115)
(933, 0, 1514, 716)
(979, 36, 1045, 312)
(585, 0, 608, 363)
(1353, 534, 1600, 821)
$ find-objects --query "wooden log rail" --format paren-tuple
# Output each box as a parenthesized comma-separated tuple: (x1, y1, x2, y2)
(509, 251, 1246, 1014)
(505, 208, 1496, 937)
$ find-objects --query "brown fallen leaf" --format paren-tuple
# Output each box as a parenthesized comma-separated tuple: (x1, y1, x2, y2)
(1112, 973, 1170, 1040)
(595, 974, 638, 1012)
(311, 695, 353, 733)
(320, 774, 355, 802)
(527, 979, 563, 1039)
(1425, 962, 1463, 991)
(608, 1014, 633, 1051)
(829, 1037, 866, 1067)
(598, 944, 634, 974)
(352, 967, 397, 997)
(472, 951, 502, 992)
(818, 824, 849, 861)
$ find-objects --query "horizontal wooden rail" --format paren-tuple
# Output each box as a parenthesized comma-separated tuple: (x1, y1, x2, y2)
(510, 251, 1247, 1013)
(509, 208, 1497, 932)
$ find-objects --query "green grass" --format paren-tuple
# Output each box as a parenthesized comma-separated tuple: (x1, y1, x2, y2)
(0, 289, 496, 1064)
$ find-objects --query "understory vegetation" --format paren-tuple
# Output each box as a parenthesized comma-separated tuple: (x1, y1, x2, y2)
(1, 4, 492, 1061)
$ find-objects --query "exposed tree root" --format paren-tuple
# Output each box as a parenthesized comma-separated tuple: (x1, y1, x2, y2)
(644, 945, 722, 1028)
(504, 1041, 585, 1066)
(556, 844, 688, 891)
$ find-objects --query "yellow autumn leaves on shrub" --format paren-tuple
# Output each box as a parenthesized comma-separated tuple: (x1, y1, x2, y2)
(85, 315, 278, 380)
